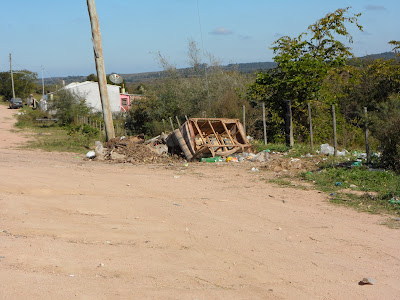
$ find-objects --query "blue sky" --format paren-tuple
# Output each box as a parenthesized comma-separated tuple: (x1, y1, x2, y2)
(0, 0, 398, 77)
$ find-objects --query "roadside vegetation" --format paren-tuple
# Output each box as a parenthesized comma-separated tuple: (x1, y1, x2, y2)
(14, 90, 103, 153)
(1, 8, 399, 220)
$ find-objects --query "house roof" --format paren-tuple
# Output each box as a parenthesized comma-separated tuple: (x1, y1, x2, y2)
(65, 81, 120, 90)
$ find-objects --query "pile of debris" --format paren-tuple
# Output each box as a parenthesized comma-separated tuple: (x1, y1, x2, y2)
(89, 134, 179, 164)
(87, 118, 266, 164)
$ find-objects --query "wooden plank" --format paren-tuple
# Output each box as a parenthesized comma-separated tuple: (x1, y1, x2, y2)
(208, 120, 228, 152)
(192, 120, 215, 156)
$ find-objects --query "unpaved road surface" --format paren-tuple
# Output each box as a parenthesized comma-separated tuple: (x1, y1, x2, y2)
(0, 105, 399, 299)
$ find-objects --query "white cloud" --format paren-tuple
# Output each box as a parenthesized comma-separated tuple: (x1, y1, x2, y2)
(210, 27, 233, 35)
(365, 5, 386, 11)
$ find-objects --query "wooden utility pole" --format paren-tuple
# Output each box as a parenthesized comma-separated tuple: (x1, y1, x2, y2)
(87, 0, 115, 141)
(242, 105, 246, 133)
(308, 102, 314, 151)
(262, 102, 267, 145)
(332, 105, 337, 156)
(9, 53, 15, 99)
(364, 107, 370, 165)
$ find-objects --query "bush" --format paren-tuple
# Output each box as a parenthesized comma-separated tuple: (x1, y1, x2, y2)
(49, 89, 91, 125)
(16, 107, 50, 128)
(371, 94, 400, 172)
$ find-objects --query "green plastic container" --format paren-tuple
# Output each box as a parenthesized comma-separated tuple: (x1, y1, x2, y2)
(388, 199, 400, 204)
(200, 156, 222, 162)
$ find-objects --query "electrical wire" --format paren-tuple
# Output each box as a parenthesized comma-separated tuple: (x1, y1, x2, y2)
(196, 0, 211, 111)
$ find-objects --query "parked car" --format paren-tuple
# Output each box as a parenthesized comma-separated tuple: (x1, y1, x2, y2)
(9, 98, 23, 109)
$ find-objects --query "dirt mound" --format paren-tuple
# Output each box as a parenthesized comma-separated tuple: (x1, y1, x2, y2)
(261, 153, 321, 176)
(104, 136, 180, 164)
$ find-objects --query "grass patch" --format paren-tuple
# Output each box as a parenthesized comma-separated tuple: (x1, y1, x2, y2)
(16, 107, 101, 154)
(252, 141, 290, 153)
(381, 218, 400, 229)
(301, 165, 400, 216)
(252, 140, 314, 158)
(268, 178, 307, 190)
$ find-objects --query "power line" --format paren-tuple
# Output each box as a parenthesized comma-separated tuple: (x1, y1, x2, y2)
(196, 0, 211, 111)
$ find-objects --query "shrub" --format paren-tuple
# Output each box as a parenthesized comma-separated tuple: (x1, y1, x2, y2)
(370, 94, 400, 172)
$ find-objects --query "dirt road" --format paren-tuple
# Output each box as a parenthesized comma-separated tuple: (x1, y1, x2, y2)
(0, 105, 399, 299)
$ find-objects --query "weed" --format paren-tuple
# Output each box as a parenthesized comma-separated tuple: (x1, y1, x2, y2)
(15, 107, 101, 153)
(301, 165, 400, 216)
(252, 141, 290, 153)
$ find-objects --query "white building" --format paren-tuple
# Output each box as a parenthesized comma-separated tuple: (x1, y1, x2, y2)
(64, 81, 121, 113)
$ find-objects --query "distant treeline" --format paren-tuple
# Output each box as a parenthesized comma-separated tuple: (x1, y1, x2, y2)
(41, 52, 396, 86)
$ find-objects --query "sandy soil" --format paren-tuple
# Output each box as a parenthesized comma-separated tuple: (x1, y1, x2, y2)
(0, 105, 399, 300)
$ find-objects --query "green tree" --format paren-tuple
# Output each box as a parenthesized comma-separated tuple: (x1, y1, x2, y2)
(0, 70, 38, 100)
(247, 7, 363, 142)
(49, 89, 91, 125)
(86, 73, 98, 82)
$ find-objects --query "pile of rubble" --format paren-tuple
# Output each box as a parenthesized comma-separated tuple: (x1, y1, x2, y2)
(88, 134, 180, 164)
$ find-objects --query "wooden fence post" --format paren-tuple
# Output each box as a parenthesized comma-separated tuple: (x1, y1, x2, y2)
(175, 116, 181, 128)
(284, 100, 294, 147)
(308, 102, 314, 152)
(364, 107, 370, 165)
(332, 105, 337, 156)
(242, 105, 246, 133)
(262, 102, 267, 145)
(169, 117, 174, 131)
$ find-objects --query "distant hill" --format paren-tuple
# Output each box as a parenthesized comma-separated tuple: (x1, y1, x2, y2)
(118, 61, 277, 84)
(42, 52, 397, 85)
(359, 51, 397, 60)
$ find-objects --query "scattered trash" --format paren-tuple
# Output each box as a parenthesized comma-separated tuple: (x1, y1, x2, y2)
(225, 156, 239, 162)
(388, 198, 400, 204)
(153, 144, 168, 155)
(330, 193, 336, 196)
(277, 227, 282, 230)
(352, 161, 362, 166)
(359, 277, 376, 285)
(349, 184, 357, 188)
(173, 203, 181, 206)
(0, 256, 5, 259)
(97, 263, 104, 267)
(86, 151, 96, 159)
(321, 144, 334, 155)
(335, 182, 342, 186)
(110, 151, 125, 161)
(337, 149, 348, 157)
(173, 175, 180, 179)
(251, 167, 259, 172)
(200, 156, 223, 162)
(320, 144, 348, 156)
(94, 141, 104, 158)
(282, 200, 286, 203)
(69, 274, 75, 277)
(247, 151, 269, 162)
